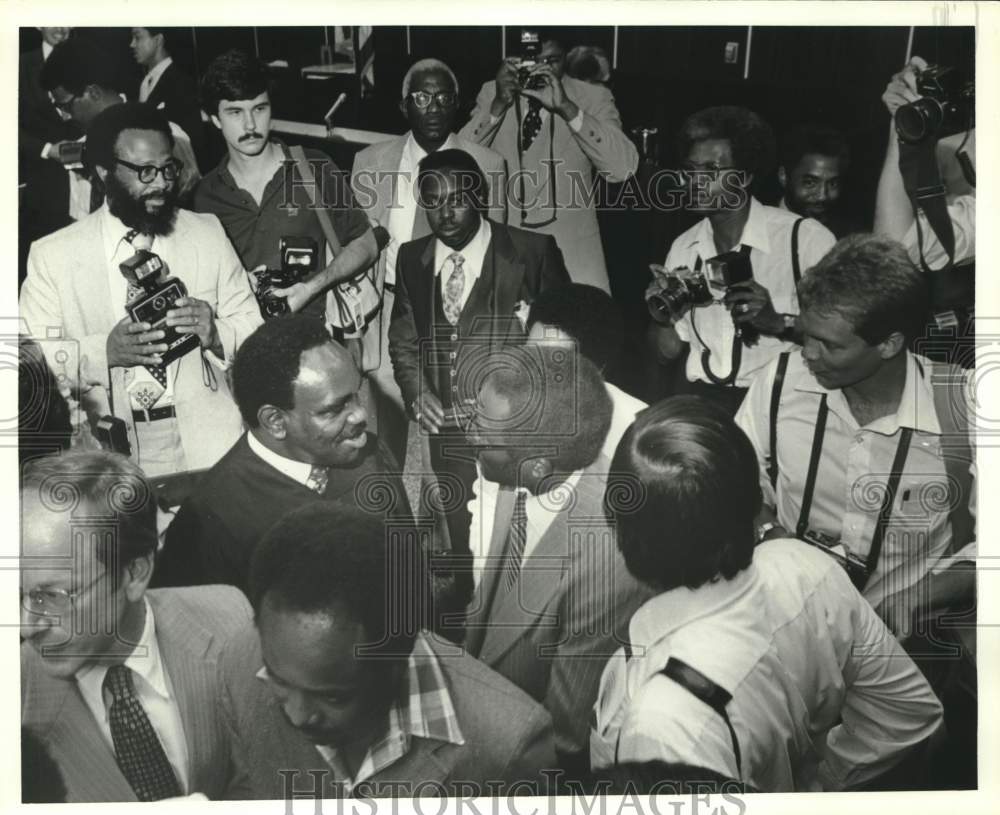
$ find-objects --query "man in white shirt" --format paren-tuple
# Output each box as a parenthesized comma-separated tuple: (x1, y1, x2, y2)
(20, 451, 253, 802)
(351, 58, 507, 463)
(465, 345, 652, 778)
(591, 397, 943, 791)
(648, 105, 836, 415)
(19, 103, 261, 476)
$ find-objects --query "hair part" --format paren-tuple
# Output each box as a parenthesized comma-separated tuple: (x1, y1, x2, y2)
(605, 396, 759, 592)
(797, 233, 929, 346)
(232, 314, 335, 428)
(676, 105, 776, 178)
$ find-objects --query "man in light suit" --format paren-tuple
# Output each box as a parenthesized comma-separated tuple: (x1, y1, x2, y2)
(460, 35, 638, 293)
(352, 57, 507, 463)
(465, 345, 653, 779)
(220, 502, 556, 798)
(19, 103, 262, 476)
(20, 451, 254, 802)
(389, 148, 569, 618)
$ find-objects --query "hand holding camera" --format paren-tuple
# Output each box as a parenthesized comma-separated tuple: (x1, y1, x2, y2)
(250, 236, 319, 318)
(106, 316, 168, 369)
(724, 280, 783, 335)
(165, 296, 219, 352)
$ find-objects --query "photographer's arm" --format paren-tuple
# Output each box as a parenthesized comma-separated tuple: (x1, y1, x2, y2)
(278, 228, 380, 313)
(460, 64, 520, 147)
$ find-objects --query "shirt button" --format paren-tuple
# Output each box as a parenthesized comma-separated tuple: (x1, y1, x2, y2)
(449, 351, 457, 360)
(450, 369, 457, 377)
(450, 333, 458, 342)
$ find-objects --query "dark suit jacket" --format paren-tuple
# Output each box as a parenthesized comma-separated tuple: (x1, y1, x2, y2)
(144, 62, 206, 171)
(153, 432, 412, 593)
(220, 626, 557, 798)
(388, 220, 570, 410)
(21, 586, 253, 802)
(465, 455, 655, 767)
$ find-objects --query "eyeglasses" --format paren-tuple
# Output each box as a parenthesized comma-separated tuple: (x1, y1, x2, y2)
(22, 573, 105, 618)
(114, 156, 183, 184)
(407, 91, 457, 110)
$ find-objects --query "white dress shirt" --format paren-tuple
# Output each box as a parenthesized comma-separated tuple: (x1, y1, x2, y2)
(433, 218, 492, 315)
(139, 56, 173, 103)
(247, 430, 313, 487)
(76, 598, 191, 793)
(665, 197, 836, 387)
(384, 131, 460, 285)
(591, 538, 943, 791)
(102, 205, 178, 408)
(467, 468, 583, 590)
(602, 383, 647, 461)
(735, 351, 976, 627)
(902, 193, 975, 271)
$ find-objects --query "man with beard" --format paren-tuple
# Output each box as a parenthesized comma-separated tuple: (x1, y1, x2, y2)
(20, 103, 262, 476)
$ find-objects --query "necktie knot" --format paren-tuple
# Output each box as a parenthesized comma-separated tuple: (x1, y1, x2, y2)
(126, 230, 155, 252)
(306, 465, 331, 495)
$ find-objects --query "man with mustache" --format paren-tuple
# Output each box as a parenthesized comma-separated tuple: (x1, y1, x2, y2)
(777, 124, 857, 238)
(194, 50, 380, 320)
(153, 314, 411, 593)
(19, 103, 261, 476)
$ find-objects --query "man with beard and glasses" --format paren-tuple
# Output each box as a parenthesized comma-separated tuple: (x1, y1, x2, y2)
(20, 103, 262, 477)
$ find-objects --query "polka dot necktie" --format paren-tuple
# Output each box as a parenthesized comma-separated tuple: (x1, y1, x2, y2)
(503, 490, 529, 591)
(443, 252, 466, 326)
(124, 230, 168, 397)
(521, 97, 544, 152)
(306, 465, 331, 495)
(103, 664, 181, 801)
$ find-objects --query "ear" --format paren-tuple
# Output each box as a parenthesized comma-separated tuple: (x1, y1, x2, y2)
(525, 456, 553, 482)
(777, 166, 788, 189)
(258, 405, 287, 440)
(94, 164, 109, 184)
(82, 83, 102, 103)
(877, 330, 906, 360)
(398, 98, 409, 118)
(210, 113, 222, 132)
(122, 552, 155, 603)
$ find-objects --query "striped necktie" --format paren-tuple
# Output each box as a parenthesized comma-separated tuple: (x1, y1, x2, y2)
(503, 490, 529, 590)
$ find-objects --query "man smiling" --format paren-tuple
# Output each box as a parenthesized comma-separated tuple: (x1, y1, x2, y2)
(153, 314, 411, 592)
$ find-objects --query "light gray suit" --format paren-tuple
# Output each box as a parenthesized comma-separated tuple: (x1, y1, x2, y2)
(21, 586, 254, 802)
(465, 454, 654, 763)
(219, 625, 556, 798)
(460, 76, 638, 293)
(19, 207, 262, 472)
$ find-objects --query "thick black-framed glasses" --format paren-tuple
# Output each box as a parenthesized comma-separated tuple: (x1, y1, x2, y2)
(407, 91, 458, 110)
(114, 156, 183, 184)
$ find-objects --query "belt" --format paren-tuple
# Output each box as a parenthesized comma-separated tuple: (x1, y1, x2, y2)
(132, 405, 176, 423)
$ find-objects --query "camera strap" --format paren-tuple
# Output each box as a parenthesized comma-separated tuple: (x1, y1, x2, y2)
(691, 245, 752, 386)
(794, 394, 913, 587)
(513, 95, 558, 228)
(897, 140, 956, 274)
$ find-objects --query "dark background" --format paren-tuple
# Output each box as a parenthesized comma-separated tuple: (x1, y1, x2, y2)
(19, 25, 975, 400)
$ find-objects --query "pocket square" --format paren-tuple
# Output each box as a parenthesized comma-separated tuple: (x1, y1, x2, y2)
(156, 101, 166, 110)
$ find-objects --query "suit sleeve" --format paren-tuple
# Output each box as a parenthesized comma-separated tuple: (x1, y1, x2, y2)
(387, 252, 433, 409)
(217, 634, 258, 800)
(498, 704, 558, 793)
(539, 235, 570, 290)
(20, 242, 112, 391)
(459, 81, 506, 148)
(569, 84, 639, 183)
(485, 152, 509, 226)
(205, 216, 263, 365)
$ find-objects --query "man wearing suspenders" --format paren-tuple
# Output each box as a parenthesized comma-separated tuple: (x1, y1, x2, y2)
(735, 233, 976, 642)
(648, 106, 836, 415)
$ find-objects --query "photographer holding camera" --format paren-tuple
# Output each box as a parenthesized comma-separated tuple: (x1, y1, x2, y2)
(648, 107, 836, 415)
(460, 31, 638, 294)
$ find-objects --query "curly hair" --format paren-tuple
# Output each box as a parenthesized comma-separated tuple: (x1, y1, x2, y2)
(84, 102, 174, 174)
(780, 123, 851, 173)
(526, 283, 625, 374)
(797, 233, 929, 345)
(676, 105, 777, 178)
(200, 48, 271, 115)
(231, 314, 334, 428)
(605, 396, 759, 592)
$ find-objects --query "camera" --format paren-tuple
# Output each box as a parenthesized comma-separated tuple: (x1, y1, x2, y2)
(120, 250, 199, 366)
(252, 236, 319, 319)
(515, 29, 547, 91)
(800, 529, 871, 591)
(95, 415, 131, 456)
(895, 63, 974, 145)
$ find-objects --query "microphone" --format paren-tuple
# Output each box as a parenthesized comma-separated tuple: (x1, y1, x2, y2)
(324, 93, 348, 133)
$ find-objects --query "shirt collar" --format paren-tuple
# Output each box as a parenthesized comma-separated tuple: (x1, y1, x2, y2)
(76, 597, 172, 701)
(794, 351, 942, 435)
(686, 196, 771, 258)
(100, 203, 149, 266)
(42, 41, 54, 61)
(144, 56, 173, 89)
(402, 131, 459, 169)
(433, 218, 491, 278)
(247, 429, 315, 487)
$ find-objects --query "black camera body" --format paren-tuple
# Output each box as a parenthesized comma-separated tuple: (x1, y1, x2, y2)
(515, 29, 547, 91)
(253, 236, 319, 319)
(95, 415, 131, 456)
(800, 529, 871, 591)
(895, 63, 974, 145)
(120, 250, 199, 365)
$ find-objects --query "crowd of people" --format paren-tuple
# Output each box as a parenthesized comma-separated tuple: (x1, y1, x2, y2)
(18, 26, 977, 802)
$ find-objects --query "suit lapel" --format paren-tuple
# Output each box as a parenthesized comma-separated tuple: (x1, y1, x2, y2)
(370, 137, 406, 227)
(77, 215, 116, 335)
(459, 223, 524, 342)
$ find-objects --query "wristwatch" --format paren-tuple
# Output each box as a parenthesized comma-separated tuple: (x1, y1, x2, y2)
(756, 521, 779, 543)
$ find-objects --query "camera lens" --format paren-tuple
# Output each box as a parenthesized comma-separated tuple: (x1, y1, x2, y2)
(152, 296, 166, 311)
(895, 98, 944, 144)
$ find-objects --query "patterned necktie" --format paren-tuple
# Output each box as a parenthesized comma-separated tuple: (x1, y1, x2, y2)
(103, 664, 181, 801)
(442, 252, 466, 325)
(503, 490, 529, 590)
(306, 465, 331, 495)
(521, 97, 544, 152)
(124, 230, 168, 394)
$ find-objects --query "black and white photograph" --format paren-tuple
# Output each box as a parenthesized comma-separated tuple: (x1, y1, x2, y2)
(8, 2, 996, 812)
